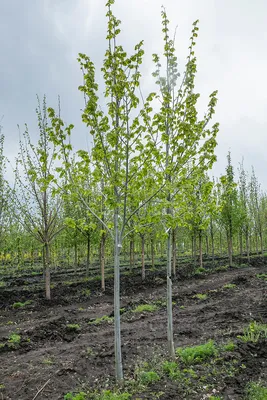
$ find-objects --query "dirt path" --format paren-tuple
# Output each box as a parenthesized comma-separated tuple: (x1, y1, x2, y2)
(0, 265, 266, 399)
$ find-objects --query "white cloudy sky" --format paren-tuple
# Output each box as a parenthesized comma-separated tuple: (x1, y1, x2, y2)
(1, 0, 267, 186)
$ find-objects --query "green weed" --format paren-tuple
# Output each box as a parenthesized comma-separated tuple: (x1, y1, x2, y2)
(237, 321, 267, 343)
(64, 392, 87, 400)
(12, 300, 32, 309)
(162, 361, 181, 380)
(195, 267, 206, 275)
(95, 391, 132, 400)
(223, 283, 236, 289)
(89, 315, 114, 325)
(214, 265, 229, 272)
(8, 333, 21, 347)
(223, 341, 236, 351)
(176, 340, 217, 364)
(193, 293, 208, 300)
(256, 273, 267, 281)
(132, 304, 158, 313)
(66, 324, 81, 332)
(138, 371, 160, 385)
(245, 381, 267, 399)
(82, 289, 91, 297)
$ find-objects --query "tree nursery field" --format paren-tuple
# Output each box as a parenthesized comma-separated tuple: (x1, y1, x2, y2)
(1, 1, 267, 399)
(0, 257, 266, 399)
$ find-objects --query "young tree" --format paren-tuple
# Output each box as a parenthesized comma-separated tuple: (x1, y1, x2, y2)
(220, 152, 240, 266)
(12, 97, 63, 300)
(151, 10, 219, 357)
(0, 128, 10, 254)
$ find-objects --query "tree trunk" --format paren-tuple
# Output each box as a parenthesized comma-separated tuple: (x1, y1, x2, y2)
(239, 231, 243, 257)
(141, 235, 145, 281)
(193, 233, 197, 267)
(260, 231, 263, 256)
(100, 232, 106, 291)
(151, 238, 155, 269)
(228, 234, 233, 267)
(74, 240, 78, 273)
(130, 238, 134, 270)
(167, 229, 175, 358)
(114, 208, 123, 381)
(246, 230, 250, 262)
(44, 242, 51, 300)
(199, 231, 203, 268)
(172, 228, 176, 277)
(210, 218, 215, 264)
(86, 234, 91, 277)
(205, 235, 209, 257)
(219, 231, 222, 256)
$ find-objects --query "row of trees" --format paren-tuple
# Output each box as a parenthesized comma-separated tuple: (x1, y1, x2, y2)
(1, 0, 266, 381)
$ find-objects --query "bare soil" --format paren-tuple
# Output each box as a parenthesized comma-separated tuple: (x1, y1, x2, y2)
(0, 261, 266, 400)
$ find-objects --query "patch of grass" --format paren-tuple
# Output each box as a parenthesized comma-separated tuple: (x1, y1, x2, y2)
(195, 267, 206, 275)
(42, 357, 54, 365)
(89, 315, 114, 325)
(82, 289, 91, 297)
(64, 392, 87, 400)
(132, 304, 158, 313)
(223, 283, 236, 289)
(12, 300, 32, 309)
(66, 324, 81, 332)
(214, 265, 229, 272)
(8, 333, 21, 347)
(222, 341, 236, 352)
(245, 381, 267, 400)
(256, 273, 267, 281)
(138, 370, 160, 385)
(193, 293, 208, 300)
(176, 340, 217, 364)
(162, 361, 182, 380)
(96, 391, 132, 400)
(237, 321, 267, 343)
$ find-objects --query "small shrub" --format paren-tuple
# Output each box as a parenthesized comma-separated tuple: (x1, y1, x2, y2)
(193, 293, 207, 301)
(245, 381, 267, 400)
(8, 333, 21, 347)
(132, 304, 158, 313)
(66, 324, 81, 332)
(162, 361, 181, 380)
(176, 340, 217, 364)
(223, 283, 236, 289)
(0, 281, 5, 287)
(138, 370, 160, 385)
(238, 321, 267, 343)
(42, 357, 54, 365)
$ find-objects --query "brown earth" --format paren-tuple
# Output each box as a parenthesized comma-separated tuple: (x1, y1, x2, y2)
(0, 262, 266, 400)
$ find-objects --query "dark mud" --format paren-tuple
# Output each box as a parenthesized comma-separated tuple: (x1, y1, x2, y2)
(0, 262, 266, 399)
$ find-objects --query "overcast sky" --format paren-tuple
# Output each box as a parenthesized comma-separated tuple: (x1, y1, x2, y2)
(1, 0, 267, 187)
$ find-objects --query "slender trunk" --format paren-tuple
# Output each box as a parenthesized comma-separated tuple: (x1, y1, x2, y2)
(239, 231, 243, 257)
(210, 218, 215, 264)
(86, 234, 90, 277)
(151, 238, 155, 269)
(199, 231, 203, 268)
(205, 235, 209, 257)
(167, 230, 175, 358)
(44, 242, 51, 300)
(172, 228, 176, 277)
(246, 230, 250, 262)
(219, 231, 222, 256)
(255, 232, 259, 254)
(193, 233, 197, 267)
(100, 232, 105, 291)
(130, 239, 134, 270)
(260, 231, 263, 256)
(228, 233, 233, 267)
(74, 240, 78, 273)
(114, 208, 123, 381)
(141, 235, 145, 281)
